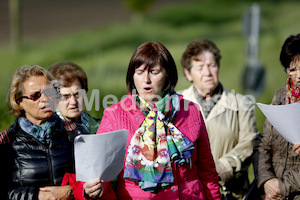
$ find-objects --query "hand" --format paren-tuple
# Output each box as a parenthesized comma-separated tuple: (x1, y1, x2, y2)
(215, 159, 232, 185)
(293, 144, 300, 155)
(263, 178, 282, 200)
(83, 179, 104, 199)
(39, 185, 73, 200)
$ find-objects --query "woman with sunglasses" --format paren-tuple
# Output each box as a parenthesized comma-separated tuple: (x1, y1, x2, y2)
(253, 33, 300, 199)
(83, 42, 220, 199)
(0, 65, 85, 200)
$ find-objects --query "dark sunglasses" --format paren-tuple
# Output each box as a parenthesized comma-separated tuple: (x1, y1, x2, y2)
(20, 91, 43, 101)
(19, 87, 60, 102)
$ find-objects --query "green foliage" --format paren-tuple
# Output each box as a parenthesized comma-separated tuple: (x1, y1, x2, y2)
(0, 0, 299, 134)
(150, 1, 243, 27)
(125, 0, 156, 13)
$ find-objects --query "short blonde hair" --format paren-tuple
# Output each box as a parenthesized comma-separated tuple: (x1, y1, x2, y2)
(6, 65, 55, 117)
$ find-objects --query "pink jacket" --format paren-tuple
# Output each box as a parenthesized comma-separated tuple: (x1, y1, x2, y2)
(96, 94, 220, 200)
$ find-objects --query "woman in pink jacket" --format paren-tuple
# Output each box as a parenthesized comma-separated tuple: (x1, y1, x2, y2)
(83, 42, 220, 200)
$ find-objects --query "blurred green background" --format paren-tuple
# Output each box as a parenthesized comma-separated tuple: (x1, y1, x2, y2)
(2, 0, 297, 131)
(0, 0, 299, 173)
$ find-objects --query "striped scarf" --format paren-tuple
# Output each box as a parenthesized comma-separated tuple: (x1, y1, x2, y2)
(56, 110, 90, 132)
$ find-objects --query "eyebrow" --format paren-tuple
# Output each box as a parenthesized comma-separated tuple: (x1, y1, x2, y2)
(61, 91, 79, 95)
(25, 90, 41, 96)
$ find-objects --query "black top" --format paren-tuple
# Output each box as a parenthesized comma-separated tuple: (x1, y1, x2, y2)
(0, 117, 85, 200)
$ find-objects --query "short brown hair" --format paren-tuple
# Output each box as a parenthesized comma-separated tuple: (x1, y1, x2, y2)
(280, 33, 300, 71)
(6, 65, 55, 117)
(126, 42, 178, 95)
(181, 39, 222, 71)
(49, 61, 88, 92)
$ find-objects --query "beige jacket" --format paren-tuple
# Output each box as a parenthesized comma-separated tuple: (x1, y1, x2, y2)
(179, 85, 258, 197)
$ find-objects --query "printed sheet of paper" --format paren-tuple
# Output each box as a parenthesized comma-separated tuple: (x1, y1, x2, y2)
(256, 103, 300, 144)
(74, 129, 128, 182)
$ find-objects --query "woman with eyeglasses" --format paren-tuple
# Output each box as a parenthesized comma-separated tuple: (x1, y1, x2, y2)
(0, 65, 85, 200)
(253, 33, 300, 200)
(49, 62, 100, 134)
(48, 62, 117, 200)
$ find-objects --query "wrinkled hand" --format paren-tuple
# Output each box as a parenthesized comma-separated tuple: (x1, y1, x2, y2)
(293, 144, 300, 155)
(263, 178, 282, 200)
(39, 185, 73, 200)
(83, 179, 104, 199)
(215, 160, 232, 185)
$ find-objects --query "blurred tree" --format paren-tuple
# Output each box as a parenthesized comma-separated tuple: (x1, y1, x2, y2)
(125, 0, 156, 22)
(9, 0, 22, 51)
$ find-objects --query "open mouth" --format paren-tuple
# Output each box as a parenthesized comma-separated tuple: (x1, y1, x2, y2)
(41, 106, 53, 112)
(144, 87, 152, 92)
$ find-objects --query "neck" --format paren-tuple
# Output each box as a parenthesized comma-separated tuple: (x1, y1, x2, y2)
(197, 88, 213, 100)
(24, 114, 48, 126)
(65, 117, 79, 123)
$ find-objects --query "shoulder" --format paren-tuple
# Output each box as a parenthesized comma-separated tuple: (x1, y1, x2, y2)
(177, 97, 202, 122)
(103, 94, 137, 115)
(236, 92, 255, 108)
(0, 119, 19, 144)
(179, 97, 199, 111)
(84, 112, 100, 124)
(178, 85, 193, 96)
(271, 87, 286, 105)
(222, 90, 255, 111)
(0, 129, 12, 144)
(176, 98, 206, 140)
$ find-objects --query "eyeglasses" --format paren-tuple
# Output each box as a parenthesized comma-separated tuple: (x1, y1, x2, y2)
(20, 91, 43, 101)
(60, 92, 81, 101)
(18, 87, 60, 102)
(287, 66, 300, 75)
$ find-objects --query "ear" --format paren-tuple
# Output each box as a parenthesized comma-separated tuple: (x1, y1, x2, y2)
(18, 101, 24, 110)
(184, 68, 193, 82)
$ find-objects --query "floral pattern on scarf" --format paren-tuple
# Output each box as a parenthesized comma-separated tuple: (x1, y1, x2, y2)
(285, 77, 300, 104)
(123, 91, 194, 193)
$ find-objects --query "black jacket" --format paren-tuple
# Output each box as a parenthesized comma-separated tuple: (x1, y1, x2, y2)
(1, 117, 83, 200)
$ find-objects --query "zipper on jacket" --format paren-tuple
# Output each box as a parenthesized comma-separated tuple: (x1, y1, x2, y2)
(282, 143, 289, 178)
(46, 147, 54, 185)
(32, 135, 55, 184)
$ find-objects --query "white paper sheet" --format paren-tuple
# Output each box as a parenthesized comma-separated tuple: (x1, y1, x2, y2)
(256, 103, 300, 144)
(74, 129, 128, 182)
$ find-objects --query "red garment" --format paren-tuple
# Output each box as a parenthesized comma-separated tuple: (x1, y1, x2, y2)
(62, 173, 116, 200)
(96, 94, 220, 200)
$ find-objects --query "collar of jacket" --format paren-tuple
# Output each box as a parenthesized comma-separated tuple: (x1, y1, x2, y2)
(121, 93, 185, 128)
(122, 93, 184, 111)
(186, 84, 238, 121)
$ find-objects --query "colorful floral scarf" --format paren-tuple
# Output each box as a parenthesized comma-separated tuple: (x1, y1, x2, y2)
(285, 77, 300, 104)
(19, 113, 58, 144)
(123, 91, 195, 193)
